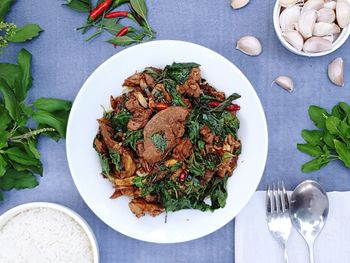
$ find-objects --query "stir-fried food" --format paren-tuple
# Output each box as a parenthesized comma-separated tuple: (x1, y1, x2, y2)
(93, 63, 241, 218)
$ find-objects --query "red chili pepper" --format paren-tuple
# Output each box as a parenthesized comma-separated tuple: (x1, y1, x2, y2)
(89, 0, 113, 21)
(149, 101, 168, 111)
(207, 101, 220, 107)
(179, 172, 187, 182)
(226, 104, 241, 111)
(117, 26, 129, 37)
(105, 11, 129, 18)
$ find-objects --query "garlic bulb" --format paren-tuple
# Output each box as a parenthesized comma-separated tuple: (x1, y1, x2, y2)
(279, 0, 298, 7)
(303, 37, 332, 52)
(317, 8, 335, 23)
(280, 5, 301, 31)
(274, 76, 295, 92)
(328, 57, 344, 86)
(231, 0, 250, 9)
(283, 30, 304, 50)
(336, 0, 350, 28)
(313, 22, 340, 36)
(236, 36, 262, 56)
(298, 9, 317, 38)
(324, 1, 336, 9)
(302, 0, 325, 12)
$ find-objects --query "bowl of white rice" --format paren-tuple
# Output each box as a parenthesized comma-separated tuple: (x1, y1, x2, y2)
(0, 202, 99, 263)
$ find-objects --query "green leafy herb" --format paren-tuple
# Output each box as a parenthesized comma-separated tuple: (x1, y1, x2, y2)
(298, 102, 350, 172)
(164, 79, 185, 106)
(123, 130, 143, 151)
(109, 149, 121, 171)
(63, 0, 92, 13)
(110, 109, 131, 132)
(165, 62, 200, 85)
(151, 132, 167, 154)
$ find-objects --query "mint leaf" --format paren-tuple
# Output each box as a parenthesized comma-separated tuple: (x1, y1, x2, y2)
(308, 105, 329, 129)
(334, 140, 350, 168)
(301, 157, 329, 172)
(8, 24, 43, 43)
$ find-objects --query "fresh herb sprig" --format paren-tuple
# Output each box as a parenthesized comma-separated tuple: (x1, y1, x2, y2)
(0, 1, 43, 53)
(63, 0, 155, 47)
(0, 49, 72, 201)
(298, 102, 350, 172)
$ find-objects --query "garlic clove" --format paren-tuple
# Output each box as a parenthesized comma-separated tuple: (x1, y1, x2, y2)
(328, 57, 344, 87)
(323, 34, 334, 42)
(283, 30, 304, 51)
(324, 1, 336, 9)
(280, 4, 301, 31)
(279, 0, 298, 7)
(336, 0, 350, 28)
(302, 0, 324, 12)
(298, 9, 317, 38)
(274, 76, 295, 92)
(236, 36, 262, 56)
(313, 22, 340, 36)
(317, 7, 335, 23)
(231, 0, 250, 9)
(303, 37, 332, 52)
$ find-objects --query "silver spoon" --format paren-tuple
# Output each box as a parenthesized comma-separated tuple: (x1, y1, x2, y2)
(289, 180, 329, 263)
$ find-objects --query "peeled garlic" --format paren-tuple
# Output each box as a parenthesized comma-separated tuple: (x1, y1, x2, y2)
(280, 5, 301, 31)
(317, 8, 335, 23)
(336, 0, 350, 28)
(313, 22, 340, 36)
(283, 30, 304, 50)
(302, 0, 324, 12)
(236, 36, 262, 56)
(231, 0, 249, 9)
(298, 9, 317, 38)
(323, 34, 334, 42)
(135, 91, 148, 108)
(303, 37, 332, 52)
(328, 57, 344, 86)
(279, 0, 298, 7)
(324, 1, 336, 9)
(274, 76, 294, 92)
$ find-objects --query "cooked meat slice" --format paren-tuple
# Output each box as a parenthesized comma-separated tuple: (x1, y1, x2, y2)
(142, 106, 189, 164)
(110, 190, 122, 199)
(98, 119, 120, 151)
(173, 138, 193, 160)
(200, 125, 214, 144)
(127, 109, 152, 131)
(176, 68, 202, 98)
(119, 148, 136, 178)
(128, 199, 164, 218)
(94, 135, 107, 155)
(200, 83, 225, 101)
(216, 156, 238, 178)
(114, 176, 135, 187)
(202, 170, 215, 184)
(136, 141, 145, 156)
(125, 93, 143, 113)
(123, 72, 143, 87)
(144, 73, 156, 87)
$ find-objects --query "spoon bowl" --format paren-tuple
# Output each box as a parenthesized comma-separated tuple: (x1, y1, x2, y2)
(290, 180, 329, 263)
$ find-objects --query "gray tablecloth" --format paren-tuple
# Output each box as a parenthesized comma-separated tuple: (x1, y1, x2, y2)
(1, 1, 350, 262)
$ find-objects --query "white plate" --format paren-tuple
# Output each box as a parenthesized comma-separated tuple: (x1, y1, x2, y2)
(66, 40, 268, 243)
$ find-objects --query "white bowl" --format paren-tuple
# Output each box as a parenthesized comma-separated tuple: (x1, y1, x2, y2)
(0, 202, 99, 262)
(66, 40, 268, 243)
(273, 0, 350, 57)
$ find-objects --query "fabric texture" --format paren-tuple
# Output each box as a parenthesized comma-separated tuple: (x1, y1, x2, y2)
(0, 1, 349, 262)
(235, 191, 350, 263)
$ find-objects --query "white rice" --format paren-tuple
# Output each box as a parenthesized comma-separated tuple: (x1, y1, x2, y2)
(0, 207, 94, 263)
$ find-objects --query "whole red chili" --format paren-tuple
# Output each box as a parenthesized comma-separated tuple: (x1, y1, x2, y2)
(105, 11, 129, 18)
(179, 172, 187, 182)
(149, 100, 169, 111)
(88, 0, 113, 21)
(207, 101, 220, 107)
(226, 104, 241, 111)
(117, 26, 129, 37)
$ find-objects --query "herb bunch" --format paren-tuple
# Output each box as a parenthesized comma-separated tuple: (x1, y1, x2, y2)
(63, 0, 155, 47)
(0, 49, 72, 200)
(0, 0, 43, 53)
(298, 102, 350, 172)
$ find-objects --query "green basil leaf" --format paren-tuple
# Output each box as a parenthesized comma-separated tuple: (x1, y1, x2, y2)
(165, 62, 200, 85)
(323, 131, 335, 148)
(325, 116, 340, 135)
(27, 139, 40, 159)
(331, 104, 345, 120)
(340, 118, 350, 139)
(33, 98, 72, 112)
(32, 110, 69, 138)
(0, 104, 11, 131)
(0, 169, 38, 190)
(123, 130, 143, 151)
(0, 131, 10, 149)
(301, 129, 323, 146)
(63, 0, 92, 13)
(308, 105, 329, 129)
(151, 132, 167, 154)
(8, 159, 43, 175)
(102, 18, 123, 35)
(334, 140, 350, 168)
(0, 78, 21, 120)
(0, 155, 7, 177)
(339, 102, 350, 115)
(0, 63, 21, 87)
(130, 0, 147, 20)
(6, 147, 41, 167)
(0, 0, 15, 20)
(297, 143, 324, 157)
(16, 49, 32, 100)
(107, 36, 139, 46)
(8, 24, 43, 43)
(301, 157, 329, 172)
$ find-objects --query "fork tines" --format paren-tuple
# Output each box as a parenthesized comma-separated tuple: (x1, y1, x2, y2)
(266, 182, 289, 214)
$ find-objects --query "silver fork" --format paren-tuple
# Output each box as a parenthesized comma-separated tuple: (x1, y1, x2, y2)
(266, 182, 292, 263)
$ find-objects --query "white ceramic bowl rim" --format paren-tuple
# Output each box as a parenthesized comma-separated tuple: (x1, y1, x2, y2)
(0, 202, 99, 263)
(273, 0, 350, 57)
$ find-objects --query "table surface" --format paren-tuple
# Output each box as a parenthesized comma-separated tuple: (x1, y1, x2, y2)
(1, 1, 350, 262)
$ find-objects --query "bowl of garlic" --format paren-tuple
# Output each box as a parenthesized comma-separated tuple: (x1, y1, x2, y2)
(273, 0, 350, 57)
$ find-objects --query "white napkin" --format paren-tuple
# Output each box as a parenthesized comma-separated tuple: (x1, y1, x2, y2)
(235, 191, 350, 263)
